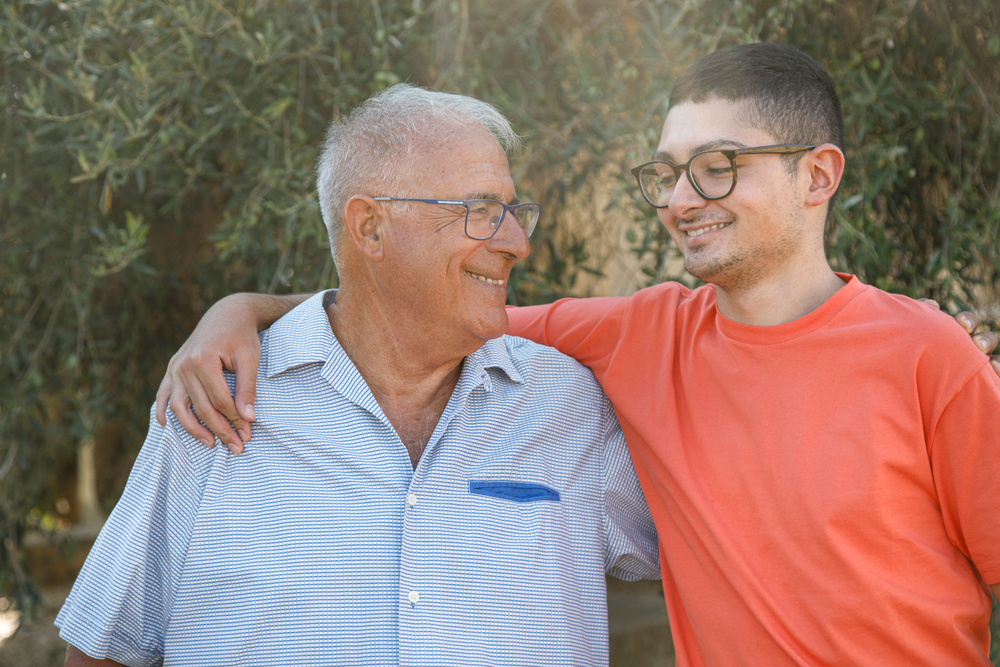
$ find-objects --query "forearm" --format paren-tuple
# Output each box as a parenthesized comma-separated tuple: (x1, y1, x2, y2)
(505, 304, 552, 345)
(65, 645, 126, 666)
(227, 291, 314, 332)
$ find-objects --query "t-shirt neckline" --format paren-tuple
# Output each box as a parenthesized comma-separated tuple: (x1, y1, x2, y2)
(714, 273, 864, 345)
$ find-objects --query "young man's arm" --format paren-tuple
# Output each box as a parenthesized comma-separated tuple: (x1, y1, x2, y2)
(65, 645, 126, 666)
(154, 292, 311, 454)
(926, 361, 1000, 609)
(156, 292, 1000, 449)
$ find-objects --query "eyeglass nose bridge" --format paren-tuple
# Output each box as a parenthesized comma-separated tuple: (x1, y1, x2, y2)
(474, 202, 540, 241)
(666, 162, 704, 201)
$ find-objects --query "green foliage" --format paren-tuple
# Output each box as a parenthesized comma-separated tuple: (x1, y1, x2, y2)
(625, 0, 1000, 313)
(0, 0, 662, 608)
(1, 3, 998, 656)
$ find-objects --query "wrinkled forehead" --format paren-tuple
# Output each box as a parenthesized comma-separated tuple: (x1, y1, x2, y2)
(406, 120, 516, 200)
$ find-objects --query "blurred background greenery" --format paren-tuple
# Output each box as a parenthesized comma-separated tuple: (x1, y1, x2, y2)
(2, 0, 999, 662)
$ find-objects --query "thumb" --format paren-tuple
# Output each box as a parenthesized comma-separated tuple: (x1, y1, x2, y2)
(233, 350, 260, 423)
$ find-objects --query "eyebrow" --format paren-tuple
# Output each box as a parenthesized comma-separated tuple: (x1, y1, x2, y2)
(466, 192, 521, 205)
(653, 139, 752, 163)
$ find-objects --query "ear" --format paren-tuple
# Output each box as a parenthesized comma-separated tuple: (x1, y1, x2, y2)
(803, 143, 845, 209)
(342, 195, 385, 262)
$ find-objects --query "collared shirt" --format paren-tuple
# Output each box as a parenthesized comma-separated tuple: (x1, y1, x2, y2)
(56, 291, 659, 667)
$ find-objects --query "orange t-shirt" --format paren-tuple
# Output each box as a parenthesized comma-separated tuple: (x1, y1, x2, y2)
(507, 275, 1000, 667)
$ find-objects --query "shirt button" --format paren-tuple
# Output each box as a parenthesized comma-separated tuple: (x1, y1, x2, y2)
(408, 591, 420, 604)
(406, 493, 418, 506)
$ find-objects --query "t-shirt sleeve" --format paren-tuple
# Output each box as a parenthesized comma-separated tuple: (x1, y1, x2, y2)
(928, 363, 1000, 584)
(55, 406, 208, 666)
(600, 398, 660, 581)
(506, 297, 626, 381)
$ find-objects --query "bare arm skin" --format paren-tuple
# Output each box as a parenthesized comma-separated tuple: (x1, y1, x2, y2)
(154, 292, 311, 453)
(64, 645, 126, 667)
(157, 294, 999, 452)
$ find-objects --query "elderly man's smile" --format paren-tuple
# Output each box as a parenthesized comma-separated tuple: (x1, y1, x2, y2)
(465, 270, 506, 286)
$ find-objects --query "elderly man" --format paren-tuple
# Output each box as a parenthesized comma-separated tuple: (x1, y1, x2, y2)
(56, 85, 659, 667)
(160, 46, 1000, 665)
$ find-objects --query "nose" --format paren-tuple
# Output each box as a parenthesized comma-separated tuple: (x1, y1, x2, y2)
(667, 168, 708, 218)
(486, 210, 531, 260)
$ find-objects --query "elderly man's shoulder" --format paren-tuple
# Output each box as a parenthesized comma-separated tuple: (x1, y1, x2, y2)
(498, 333, 602, 387)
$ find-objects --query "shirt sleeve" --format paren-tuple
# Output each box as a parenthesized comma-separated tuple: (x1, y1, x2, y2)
(506, 297, 627, 382)
(928, 363, 1000, 584)
(600, 398, 660, 581)
(55, 406, 210, 666)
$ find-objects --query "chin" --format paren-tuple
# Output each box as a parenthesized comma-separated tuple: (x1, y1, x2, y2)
(474, 310, 510, 341)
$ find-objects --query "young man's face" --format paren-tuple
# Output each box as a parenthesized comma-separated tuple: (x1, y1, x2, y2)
(654, 97, 811, 290)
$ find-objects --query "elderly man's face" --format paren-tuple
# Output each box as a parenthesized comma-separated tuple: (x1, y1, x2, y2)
(375, 123, 530, 353)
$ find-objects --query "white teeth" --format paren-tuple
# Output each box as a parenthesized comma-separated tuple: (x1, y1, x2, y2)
(466, 271, 505, 286)
(685, 222, 730, 238)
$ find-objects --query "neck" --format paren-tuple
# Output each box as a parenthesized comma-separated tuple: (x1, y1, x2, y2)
(713, 257, 846, 327)
(327, 283, 467, 467)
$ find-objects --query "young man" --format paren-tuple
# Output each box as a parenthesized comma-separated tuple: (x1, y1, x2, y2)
(155, 45, 1000, 664)
(507, 44, 1000, 664)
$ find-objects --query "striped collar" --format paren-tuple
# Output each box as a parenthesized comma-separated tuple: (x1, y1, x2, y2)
(264, 290, 524, 386)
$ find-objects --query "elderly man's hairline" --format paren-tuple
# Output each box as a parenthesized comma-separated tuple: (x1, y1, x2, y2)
(316, 84, 521, 268)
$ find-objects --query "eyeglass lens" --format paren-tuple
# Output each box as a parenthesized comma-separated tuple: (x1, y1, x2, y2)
(637, 151, 735, 205)
(465, 200, 541, 240)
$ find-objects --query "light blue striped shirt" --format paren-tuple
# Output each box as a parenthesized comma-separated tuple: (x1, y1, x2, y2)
(56, 291, 659, 666)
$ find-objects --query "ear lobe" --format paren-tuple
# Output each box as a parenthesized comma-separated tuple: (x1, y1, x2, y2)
(804, 144, 845, 208)
(343, 195, 385, 261)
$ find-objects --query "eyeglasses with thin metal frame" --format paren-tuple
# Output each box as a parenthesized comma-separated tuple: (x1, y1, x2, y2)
(372, 197, 542, 240)
(630, 144, 817, 208)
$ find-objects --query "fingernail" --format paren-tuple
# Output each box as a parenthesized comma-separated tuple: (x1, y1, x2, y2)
(960, 317, 973, 331)
(228, 442, 242, 455)
(201, 437, 214, 447)
(237, 429, 249, 443)
(245, 404, 255, 420)
(977, 339, 988, 352)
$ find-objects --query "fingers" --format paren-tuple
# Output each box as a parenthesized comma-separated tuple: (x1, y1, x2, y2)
(232, 348, 261, 436)
(916, 298, 940, 310)
(155, 362, 173, 427)
(167, 377, 218, 449)
(955, 310, 978, 334)
(972, 330, 998, 355)
(181, 353, 246, 455)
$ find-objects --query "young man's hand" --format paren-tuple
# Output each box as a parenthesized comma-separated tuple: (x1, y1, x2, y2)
(155, 292, 309, 454)
(919, 300, 999, 375)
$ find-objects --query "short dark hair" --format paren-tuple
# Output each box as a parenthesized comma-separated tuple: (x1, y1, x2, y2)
(670, 43, 844, 154)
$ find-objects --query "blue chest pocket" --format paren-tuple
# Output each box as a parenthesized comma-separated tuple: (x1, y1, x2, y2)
(469, 481, 561, 503)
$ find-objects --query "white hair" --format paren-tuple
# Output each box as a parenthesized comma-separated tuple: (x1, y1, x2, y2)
(315, 83, 521, 267)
